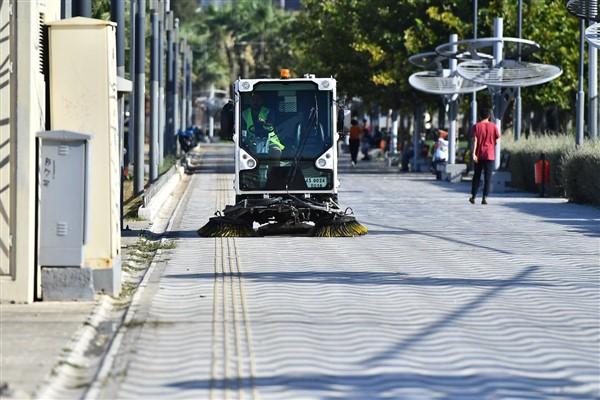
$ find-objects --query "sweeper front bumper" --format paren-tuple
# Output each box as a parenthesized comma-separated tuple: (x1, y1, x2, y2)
(197, 195, 367, 237)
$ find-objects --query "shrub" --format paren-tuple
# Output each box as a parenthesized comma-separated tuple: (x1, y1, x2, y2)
(502, 134, 600, 205)
(502, 134, 573, 197)
(561, 141, 600, 206)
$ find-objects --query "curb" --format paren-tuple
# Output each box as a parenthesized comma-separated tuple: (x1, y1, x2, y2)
(82, 166, 193, 399)
(137, 164, 185, 221)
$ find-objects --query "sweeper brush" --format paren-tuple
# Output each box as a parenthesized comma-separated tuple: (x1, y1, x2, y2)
(197, 197, 367, 238)
(196, 214, 254, 237)
(311, 214, 368, 237)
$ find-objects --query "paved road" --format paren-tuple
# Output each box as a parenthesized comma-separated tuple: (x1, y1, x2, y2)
(90, 143, 599, 399)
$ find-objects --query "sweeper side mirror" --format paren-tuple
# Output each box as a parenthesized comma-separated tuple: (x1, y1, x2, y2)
(221, 101, 234, 141)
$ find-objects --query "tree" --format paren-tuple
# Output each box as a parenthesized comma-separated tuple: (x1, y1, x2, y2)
(186, 1, 295, 96)
(95, 0, 585, 133)
(292, 0, 583, 133)
(293, 0, 478, 112)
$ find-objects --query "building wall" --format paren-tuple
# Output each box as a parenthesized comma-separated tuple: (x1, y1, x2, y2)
(0, 0, 61, 303)
(0, 0, 12, 278)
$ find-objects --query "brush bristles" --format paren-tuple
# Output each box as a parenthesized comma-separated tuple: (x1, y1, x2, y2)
(197, 217, 254, 237)
(198, 215, 367, 237)
(311, 218, 368, 237)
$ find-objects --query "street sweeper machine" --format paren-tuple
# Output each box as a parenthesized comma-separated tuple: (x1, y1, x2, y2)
(197, 70, 367, 237)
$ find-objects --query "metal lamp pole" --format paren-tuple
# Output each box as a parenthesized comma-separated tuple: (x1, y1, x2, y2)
(576, 19, 585, 147)
(514, 0, 523, 140)
(133, 0, 146, 194)
(149, 0, 160, 182)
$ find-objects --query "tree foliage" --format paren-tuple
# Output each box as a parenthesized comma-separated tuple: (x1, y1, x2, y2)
(185, 1, 295, 95)
(291, 0, 586, 129)
(170, 0, 199, 25)
(93, 0, 588, 130)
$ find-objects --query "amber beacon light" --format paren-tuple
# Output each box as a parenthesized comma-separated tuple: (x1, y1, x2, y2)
(280, 69, 291, 79)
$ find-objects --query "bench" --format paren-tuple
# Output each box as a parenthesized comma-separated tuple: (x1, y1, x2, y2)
(491, 152, 511, 192)
(441, 163, 467, 183)
(491, 171, 511, 193)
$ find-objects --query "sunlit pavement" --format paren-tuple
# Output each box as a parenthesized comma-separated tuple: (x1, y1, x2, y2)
(7, 143, 598, 400)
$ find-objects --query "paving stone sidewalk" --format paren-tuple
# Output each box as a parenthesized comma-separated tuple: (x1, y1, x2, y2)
(1, 144, 598, 399)
(95, 144, 600, 399)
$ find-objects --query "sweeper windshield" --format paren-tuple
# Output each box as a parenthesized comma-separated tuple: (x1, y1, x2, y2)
(238, 82, 334, 192)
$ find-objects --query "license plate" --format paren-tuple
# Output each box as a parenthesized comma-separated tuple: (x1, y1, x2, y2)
(305, 177, 327, 188)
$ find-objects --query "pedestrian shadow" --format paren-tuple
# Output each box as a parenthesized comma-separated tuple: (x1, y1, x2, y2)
(162, 265, 593, 400)
(501, 201, 600, 238)
(358, 222, 513, 255)
(162, 268, 553, 290)
(166, 373, 589, 399)
(163, 226, 510, 257)
(421, 178, 600, 239)
(363, 265, 541, 366)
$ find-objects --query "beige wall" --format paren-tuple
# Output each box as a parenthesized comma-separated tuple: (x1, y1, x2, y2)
(0, 0, 61, 303)
(0, 0, 12, 277)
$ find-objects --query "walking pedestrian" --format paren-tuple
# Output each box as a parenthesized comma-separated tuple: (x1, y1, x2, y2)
(469, 108, 500, 205)
(349, 119, 361, 166)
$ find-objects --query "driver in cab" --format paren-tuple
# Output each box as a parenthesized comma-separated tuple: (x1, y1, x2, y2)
(242, 93, 285, 158)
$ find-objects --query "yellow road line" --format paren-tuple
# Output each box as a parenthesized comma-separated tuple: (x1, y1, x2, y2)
(233, 237, 259, 399)
(210, 169, 258, 399)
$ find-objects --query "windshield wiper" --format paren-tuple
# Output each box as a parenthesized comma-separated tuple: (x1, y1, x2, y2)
(286, 94, 319, 190)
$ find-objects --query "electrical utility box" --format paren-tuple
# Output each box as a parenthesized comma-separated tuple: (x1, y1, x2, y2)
(46, 17, 121, 295)
(37, 130, 91, 267)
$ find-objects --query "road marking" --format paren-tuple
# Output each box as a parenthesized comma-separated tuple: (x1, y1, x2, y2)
(210, 169, 259, 400)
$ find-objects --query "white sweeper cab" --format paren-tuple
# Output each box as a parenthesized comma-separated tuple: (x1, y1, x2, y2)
(197, 70, 367, 237)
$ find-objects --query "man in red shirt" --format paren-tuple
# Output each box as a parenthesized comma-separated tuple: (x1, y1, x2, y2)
(469, 108, 500, 205)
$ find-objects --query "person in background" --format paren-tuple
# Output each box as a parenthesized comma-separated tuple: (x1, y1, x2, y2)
(469, 108, 500, 205)
(348, 119, 361, 166)
(430, 129, 448, 174)
(401, 133, 426, 172)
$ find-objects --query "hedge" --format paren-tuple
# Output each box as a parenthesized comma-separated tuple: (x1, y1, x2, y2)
(501, 134, 600, 206)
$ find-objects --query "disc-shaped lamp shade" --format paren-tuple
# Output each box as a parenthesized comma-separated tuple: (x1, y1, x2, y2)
(408, 71, 487, 95)
(586, 22, 600, 49)
(567, 0, 600, 22)
(436, 37, 540, 61)
(456, 59, 563, 88)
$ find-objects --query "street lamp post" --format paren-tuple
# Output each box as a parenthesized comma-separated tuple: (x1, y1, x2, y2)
(158, 0, 166, 168)
(127, 0, 136, 169)
(149, 0, 160, 182)
(111, 0, 127, 229)
(133, 0, 146, 195)
(576, 19, 586, 146)
(180, 38, 188, 132)
(515, 0, 523, 140)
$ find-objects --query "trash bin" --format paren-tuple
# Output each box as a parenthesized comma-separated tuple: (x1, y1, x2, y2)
(534, 153, 550, 197)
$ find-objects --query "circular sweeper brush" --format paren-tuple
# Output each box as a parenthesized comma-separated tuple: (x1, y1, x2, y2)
(196, 214, 254, 237)
(197, 197, 367, 238)
(310, 213, 368, 237)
